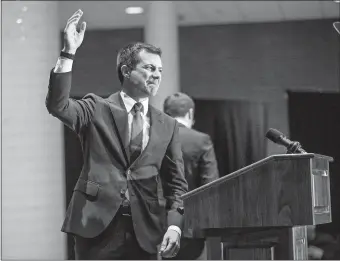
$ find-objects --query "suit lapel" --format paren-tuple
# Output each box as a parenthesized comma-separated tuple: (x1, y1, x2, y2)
(106, 92, 130, 164)
(148, 105, 165, 148)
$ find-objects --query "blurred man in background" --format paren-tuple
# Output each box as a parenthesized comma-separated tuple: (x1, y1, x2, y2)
(163, 92, 219, 260)
(45, 9, 188, 260)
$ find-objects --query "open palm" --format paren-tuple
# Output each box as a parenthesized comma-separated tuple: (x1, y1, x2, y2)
(63, 9, 86, 54)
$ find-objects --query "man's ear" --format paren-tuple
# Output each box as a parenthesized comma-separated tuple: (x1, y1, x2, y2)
(121, 65, 131, 79)
(188, 108, 194, 120)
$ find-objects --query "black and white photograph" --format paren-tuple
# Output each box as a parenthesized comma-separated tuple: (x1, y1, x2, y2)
(1, 1, 340, 260)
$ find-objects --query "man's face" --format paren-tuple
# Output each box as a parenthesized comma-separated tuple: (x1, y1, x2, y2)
(129, 50, 163, 97)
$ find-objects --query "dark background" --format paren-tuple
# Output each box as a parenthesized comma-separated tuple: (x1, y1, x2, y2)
(288, 91, 340, 236)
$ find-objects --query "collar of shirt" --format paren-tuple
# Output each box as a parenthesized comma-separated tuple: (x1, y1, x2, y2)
(120, 91, 149, 117)
(175, 118, 191, 128)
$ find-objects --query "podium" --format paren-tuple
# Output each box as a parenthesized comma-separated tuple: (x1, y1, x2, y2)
(181, 153, 333, 260)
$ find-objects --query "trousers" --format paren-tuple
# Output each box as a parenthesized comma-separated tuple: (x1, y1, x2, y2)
(74, 206, 157, 260)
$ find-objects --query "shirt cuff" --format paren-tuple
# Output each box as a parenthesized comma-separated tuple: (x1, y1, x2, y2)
(54, 57, 73, 73)
(167, 225, 182, 237)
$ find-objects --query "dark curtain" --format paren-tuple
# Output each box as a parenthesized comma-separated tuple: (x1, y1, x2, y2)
(194, 99, 269, 177)
(287, 91, 340, 237)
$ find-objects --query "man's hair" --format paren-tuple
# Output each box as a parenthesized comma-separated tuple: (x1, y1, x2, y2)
(116, 42, 162, 85)
(163, 92, 195, 117)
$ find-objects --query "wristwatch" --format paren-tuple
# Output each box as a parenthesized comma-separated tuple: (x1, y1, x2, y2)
(60, 51, 75, 60)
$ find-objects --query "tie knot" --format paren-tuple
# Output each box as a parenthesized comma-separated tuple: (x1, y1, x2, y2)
(133, 102, 143, 114)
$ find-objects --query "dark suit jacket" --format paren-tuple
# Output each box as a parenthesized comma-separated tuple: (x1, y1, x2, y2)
(177, 123, 219, 237)
(45, 70, 188, 254)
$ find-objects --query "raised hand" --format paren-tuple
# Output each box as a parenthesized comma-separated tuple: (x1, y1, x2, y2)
(63, 9, 86, 54)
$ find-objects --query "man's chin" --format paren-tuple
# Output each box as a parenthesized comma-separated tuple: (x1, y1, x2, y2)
(150, 89, 159, 96)
(144, 86, 159, 97)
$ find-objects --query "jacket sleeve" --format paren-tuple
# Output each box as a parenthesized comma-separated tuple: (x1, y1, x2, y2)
(45, 69, 96, 134)
(160, 120, 188, 229)
(198, 134, 219, 186)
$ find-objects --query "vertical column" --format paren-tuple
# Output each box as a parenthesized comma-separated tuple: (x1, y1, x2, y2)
(2, 2, 66, 259)
(144, 1, 180, 110)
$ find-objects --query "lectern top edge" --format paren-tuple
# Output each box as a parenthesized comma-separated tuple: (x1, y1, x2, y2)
(181, 153, 333, 200)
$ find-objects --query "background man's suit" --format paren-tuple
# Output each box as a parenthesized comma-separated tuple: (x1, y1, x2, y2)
(45, 70, 188, 257)
(170, 123, 219, 260)
(178, 124, 219, 192)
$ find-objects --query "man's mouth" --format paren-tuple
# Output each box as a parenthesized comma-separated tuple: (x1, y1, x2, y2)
(147, 81, 157, 85)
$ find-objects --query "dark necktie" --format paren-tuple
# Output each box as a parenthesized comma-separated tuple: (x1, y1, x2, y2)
(129, 102, 144, 163)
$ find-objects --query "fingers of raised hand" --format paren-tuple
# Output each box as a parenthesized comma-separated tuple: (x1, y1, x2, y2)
(69, 9, 83, 22)
(79, 21, 87, 35)
(65, 9, 83, 32)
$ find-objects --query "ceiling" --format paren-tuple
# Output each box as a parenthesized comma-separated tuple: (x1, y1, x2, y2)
(58, 1, 340, 30)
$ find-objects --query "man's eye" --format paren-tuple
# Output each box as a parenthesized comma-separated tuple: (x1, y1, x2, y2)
(145, 66, 154, 71)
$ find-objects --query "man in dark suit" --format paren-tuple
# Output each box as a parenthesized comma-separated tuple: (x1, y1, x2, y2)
(163, 92, 219, 260)
(45, 10, 188, 260)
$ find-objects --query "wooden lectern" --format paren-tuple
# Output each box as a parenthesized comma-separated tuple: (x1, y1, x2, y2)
(181, 153, 333, 260)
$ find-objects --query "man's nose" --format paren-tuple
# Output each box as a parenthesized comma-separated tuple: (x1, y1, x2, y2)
(152, 70, 161, 79)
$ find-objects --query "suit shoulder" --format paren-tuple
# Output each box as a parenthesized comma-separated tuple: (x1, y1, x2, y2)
(81, 93, 109, 106)
(151, 106, 177, 125)
(82, 93, 101, 101)
(185, 128, 211, 141)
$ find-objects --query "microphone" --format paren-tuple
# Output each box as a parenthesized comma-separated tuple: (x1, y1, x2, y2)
(265, 128, 307, 154)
